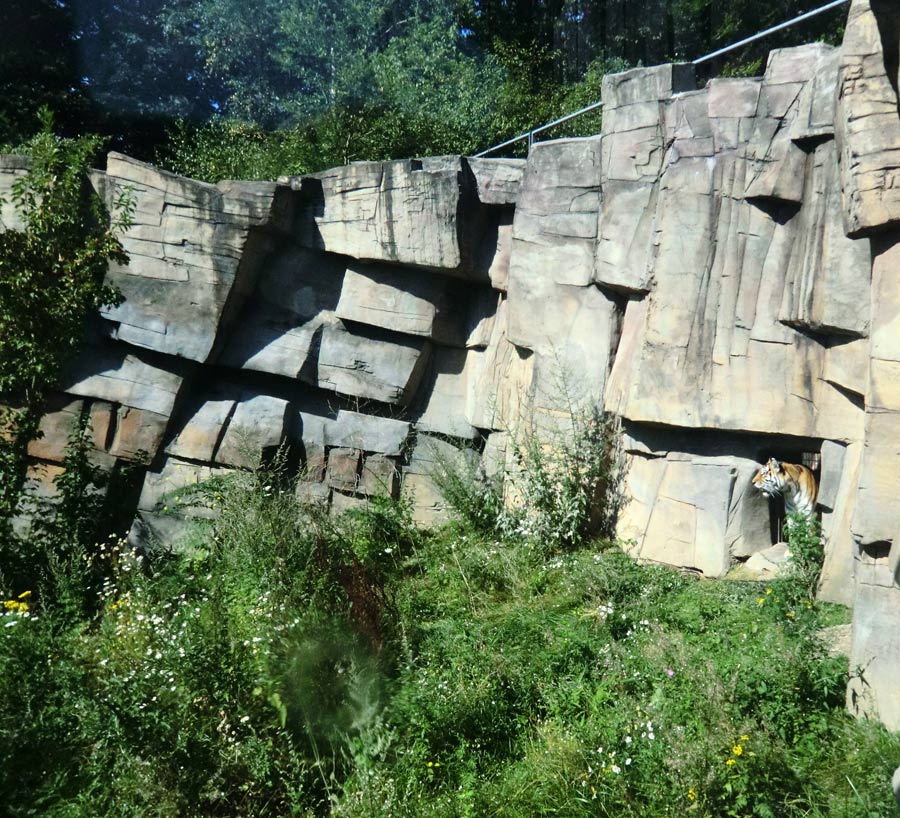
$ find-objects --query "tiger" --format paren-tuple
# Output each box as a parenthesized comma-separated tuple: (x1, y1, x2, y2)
(751, 458, 818, 521)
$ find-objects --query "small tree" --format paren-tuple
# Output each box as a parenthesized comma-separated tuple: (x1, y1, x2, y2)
(0, 111, 132, 544)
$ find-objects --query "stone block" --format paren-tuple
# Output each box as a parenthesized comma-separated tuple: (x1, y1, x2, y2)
(413, 346, 479, 440)
(0, 154, 30, 231)
(847, 582, 900, 731)
(780, 140, 871, 337)
(401, 470, 450, 527)
(359, 454, 400, 498)
(851, 392, 900, 550)
(330, 490, 370, 516)
(215, 394, 291, 469)
(836, 0, 900, 236)
(870, 236, 900, 364)
(601, 63, 695, 110)
(465, 298, 534, 431)
(219, 246, 345, 380)
(28, 396, 89, 461)
(335, 261, 461, 344)
(327, 448, 361, 492)
(137, 457, 233, 514)
(823, 338, 870, 398)
(617, 445, 772, 578)
(790, 47, 839, 144)
(819, 442, 862, 606)
(507, 279, 619, 416)
(295, 480, 330, 506)
(60, 342, 185, 419)
(285, 159, 472, 274)
(109, 406, 169, 461)
(317, 321, 431, 405)
(509, 137, 602, 289)
(743, 48, 828, 205)
(166, 398, 236, 463)
(100, 154, 275, 362)
(464, 158, 526, 205)
(327, 410, 411, 456)
(127, 511, 198, 553)
(818, 440, 848, 512)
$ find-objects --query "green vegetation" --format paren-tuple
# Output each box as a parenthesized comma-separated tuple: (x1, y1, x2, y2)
(1, 412, 897, 817)
(0, 116, 132, 576)
(2, 1, 847, 176)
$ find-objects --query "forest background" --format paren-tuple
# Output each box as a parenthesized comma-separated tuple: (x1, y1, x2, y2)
(1, 0, 846, 182)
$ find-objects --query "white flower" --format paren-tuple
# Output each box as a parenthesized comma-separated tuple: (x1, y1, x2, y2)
(611, 765, 621, 774)
(625, 758, 632, 766)
(624, 736, 632, 744)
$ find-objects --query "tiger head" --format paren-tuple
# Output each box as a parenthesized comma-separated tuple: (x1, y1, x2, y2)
(752, 458, 786, 498)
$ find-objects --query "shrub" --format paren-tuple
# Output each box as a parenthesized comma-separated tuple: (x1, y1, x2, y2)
(432, 405, 623, 553)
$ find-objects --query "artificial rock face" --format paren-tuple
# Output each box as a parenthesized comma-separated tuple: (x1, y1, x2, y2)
(5, 0, 899, 731)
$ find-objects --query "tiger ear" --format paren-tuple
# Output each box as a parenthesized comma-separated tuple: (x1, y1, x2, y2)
(769, 458, 781, 470)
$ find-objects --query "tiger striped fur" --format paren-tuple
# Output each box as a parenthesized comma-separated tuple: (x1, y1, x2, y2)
(751, 458, 818, 520)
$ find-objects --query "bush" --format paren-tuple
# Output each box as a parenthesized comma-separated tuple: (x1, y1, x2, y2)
(432, 405, 623, 553)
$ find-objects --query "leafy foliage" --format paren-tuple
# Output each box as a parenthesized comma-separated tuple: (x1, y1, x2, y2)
(0, 114, 132, 553)
(1, 424, 897, 816)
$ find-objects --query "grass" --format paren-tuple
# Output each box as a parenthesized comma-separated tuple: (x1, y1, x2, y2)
(0, 435, 898, 817)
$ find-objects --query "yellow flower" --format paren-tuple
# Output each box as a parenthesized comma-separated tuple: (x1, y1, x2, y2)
(740, 735, 749, 742)
(765, 588, 773, 596)
(725, 758, 736, 767)
(732, 745, 743, 756)
(786, 611, 795, 619)
(757, 598, 765, 605)
(687, 787, 698, 801)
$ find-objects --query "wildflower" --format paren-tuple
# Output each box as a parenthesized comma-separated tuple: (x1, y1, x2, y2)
(611, 765, 621, 774)
(757, 597, 765, 605)
(740, 734, 749, 742)
(725, 758, 736, 767)
(666, 668, 675, 677)
(687, 787, 698, 801)
(732, 745, 743, 756)
(766, 588, 773, 596)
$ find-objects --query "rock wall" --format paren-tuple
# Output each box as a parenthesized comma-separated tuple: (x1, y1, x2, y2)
(2, 0, 898, 730)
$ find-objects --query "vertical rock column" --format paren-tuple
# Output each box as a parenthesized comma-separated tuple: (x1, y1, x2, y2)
(837, 0, 900, 730)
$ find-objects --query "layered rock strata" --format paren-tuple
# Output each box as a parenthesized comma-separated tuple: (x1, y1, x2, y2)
(3, 0, 898, 730)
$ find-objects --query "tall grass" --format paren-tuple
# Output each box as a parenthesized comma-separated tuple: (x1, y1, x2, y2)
(0, 419, 898, 817)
